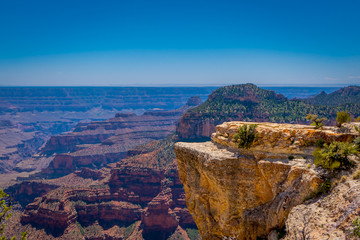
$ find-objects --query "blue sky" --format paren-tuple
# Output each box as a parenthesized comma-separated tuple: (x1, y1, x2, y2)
(0, 0, 359, 86)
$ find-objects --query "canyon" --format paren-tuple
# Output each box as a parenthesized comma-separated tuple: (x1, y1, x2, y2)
(5, 135, 199, 240)
(3, 95, 205, 240)
(2, 84, 360, 239)
(0, 87, 214, 186)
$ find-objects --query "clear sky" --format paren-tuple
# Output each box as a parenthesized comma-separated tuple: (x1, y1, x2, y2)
(0, 0, 359, 86)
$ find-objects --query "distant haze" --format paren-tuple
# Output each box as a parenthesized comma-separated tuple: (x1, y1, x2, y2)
(0, 1, 359, 86)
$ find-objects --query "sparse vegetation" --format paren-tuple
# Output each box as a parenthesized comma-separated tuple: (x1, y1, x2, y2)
(123, 222, 137, 239)
(305, 180, 332, 201)
(0, 189, 27, 240)
(315, 139, 325, 148)
(314, 141, 358, 172)
(233, 124, 259, 149)
(185, 228, 201, 240)
(276, 226, 286, 239)
(76, 222, 85, 236)
(336, 111, 351, 128)
(353, 170, 360, 180)
(302, 140, 315, 147)
(353, 218, 360, 237)
(355, 126, 360, 134)
(354, 138, 360, 152)
(306, 114, 326, 129)
(340, 175, 348, 183)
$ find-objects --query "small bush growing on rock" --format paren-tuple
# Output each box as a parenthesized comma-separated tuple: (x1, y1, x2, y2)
(314, 141, 358, 172)
(354, 137, 360, 151)
(304, 180, 331, 201)
(0, 188, 27, 240)
(353, 218, 360, 237)
(306, 114, 326, 129)
(336, 111, 351, 128)
(315, 139, 325, 148)
(355, 126, 360, 134)
(353, 170, 360, 180)
(233, 124, 258, 149)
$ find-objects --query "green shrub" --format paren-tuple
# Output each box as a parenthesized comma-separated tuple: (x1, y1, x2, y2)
(353, 170, 360, 180)
(314, 141, 358, 172)
(355, 126, 360, 134)
(303, 140, 315, 147)
(315, 139, 325, 148)
(336, 111, 351, 127)
(233, 124, 259, 149)
(0, 188, 27, 240)
(186, 228, 201, 240)
(123, 222, 137, 239)
(354, 137, 360, 151)
(304, 180, 331, 201)
(306, 114, 326, 129)
(353, 218, 360, 237)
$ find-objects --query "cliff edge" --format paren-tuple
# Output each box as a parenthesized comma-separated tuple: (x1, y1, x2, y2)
(174, 121, 358, 239)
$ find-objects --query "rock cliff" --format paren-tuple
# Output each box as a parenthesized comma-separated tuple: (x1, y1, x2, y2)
(174, 121, 358, 239)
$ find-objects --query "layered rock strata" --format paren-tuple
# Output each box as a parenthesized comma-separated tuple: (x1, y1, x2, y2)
(36, 97, 202, 177)
(6, 137, 198, 240)
(174, 121, 358, 239)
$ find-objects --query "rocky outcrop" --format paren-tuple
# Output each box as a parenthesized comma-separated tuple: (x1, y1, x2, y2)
(174, 121, 358, 239)
(284, 165, 360, 239)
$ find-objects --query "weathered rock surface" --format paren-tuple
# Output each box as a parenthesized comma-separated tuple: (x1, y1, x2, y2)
(174, 121, 358, 239)
(284, 168, 360, 240)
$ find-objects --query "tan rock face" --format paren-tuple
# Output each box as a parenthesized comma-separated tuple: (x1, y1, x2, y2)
(174, 121, 358, 239)
(284, 172, 360, 240)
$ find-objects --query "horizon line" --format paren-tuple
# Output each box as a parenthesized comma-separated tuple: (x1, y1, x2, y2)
(0, 84, 352, 88)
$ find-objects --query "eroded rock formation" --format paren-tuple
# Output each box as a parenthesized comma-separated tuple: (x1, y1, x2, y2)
(5, 136, 198, 240)
(34, 97, 203, 178)
(175, 121, 358, 239)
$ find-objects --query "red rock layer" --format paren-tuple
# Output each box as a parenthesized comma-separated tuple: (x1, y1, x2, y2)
(37, 97, 202, 178)
(13, 137, 197, 239)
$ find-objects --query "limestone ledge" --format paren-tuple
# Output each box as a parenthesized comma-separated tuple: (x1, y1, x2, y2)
(212, 121, 358, 160)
